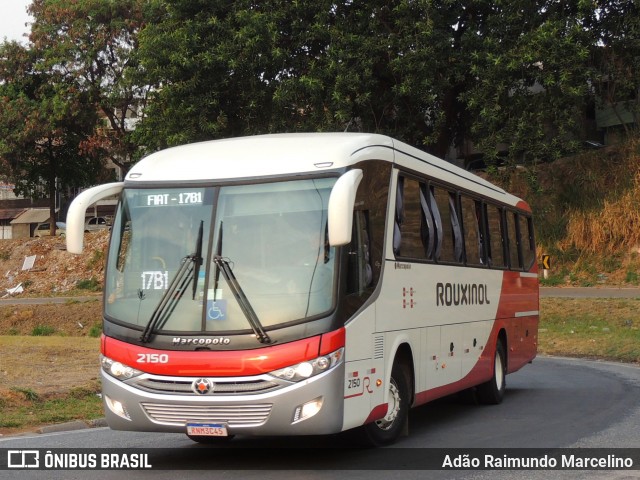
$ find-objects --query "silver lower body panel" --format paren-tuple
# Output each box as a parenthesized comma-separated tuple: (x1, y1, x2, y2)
(101, 364, 345, 436)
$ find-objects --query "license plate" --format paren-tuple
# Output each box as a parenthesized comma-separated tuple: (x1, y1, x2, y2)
(186, 423, 228, 437)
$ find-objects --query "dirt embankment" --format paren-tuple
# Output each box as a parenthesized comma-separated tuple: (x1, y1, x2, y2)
(0, 234, 108, 401)
(0, 231, 109, 298)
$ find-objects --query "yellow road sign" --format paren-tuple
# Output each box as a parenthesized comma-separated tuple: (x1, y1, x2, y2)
(542, 255, 551, 270)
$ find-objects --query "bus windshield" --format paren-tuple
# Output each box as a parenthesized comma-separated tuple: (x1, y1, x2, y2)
(105, 178, 338, 337)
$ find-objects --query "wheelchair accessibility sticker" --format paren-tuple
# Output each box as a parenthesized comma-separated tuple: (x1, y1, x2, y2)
(207, 300, 227, 321)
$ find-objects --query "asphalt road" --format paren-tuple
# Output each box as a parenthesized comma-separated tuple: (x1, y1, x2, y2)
(2, 356, 639, 479)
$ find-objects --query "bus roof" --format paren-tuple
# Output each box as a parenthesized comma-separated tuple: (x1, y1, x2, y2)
(126, 133, 525, 207)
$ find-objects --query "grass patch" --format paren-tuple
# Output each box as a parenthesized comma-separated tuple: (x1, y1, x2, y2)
(539, 298, 640, 363)
(88, 324, 102, 338)
(76, 277, 101, 291)
(0, 336, 101, 434)
(11, 387, 39, 401)
(0, 383, 103, 431)
(31, 325, 56, 336)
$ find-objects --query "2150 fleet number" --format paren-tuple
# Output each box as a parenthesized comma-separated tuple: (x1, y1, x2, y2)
(137, 353, 169, 364)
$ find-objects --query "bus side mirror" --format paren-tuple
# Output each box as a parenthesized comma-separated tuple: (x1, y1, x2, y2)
(66, 182, 124, 254)
(328, 169, 363, 246)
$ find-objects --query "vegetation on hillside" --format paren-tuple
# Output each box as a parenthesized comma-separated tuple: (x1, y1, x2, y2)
(493, 138, 640, 286)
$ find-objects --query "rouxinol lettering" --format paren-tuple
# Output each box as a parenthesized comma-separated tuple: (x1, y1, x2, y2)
(436, 282, 490, 307)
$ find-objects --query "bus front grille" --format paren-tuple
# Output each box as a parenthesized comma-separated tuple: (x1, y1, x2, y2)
(130, 376, 283, 396)
(141, 402, 273, 427)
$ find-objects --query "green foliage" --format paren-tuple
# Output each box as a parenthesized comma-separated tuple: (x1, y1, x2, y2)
(88, 324, 102, 338)
(12, 387, 40, 401)
(133, 0, 640, 165)
(625, 270, 639, 284)
(76, 277, 100, 291)
(1, 385, 103, 430)
(31, 325, 56, 336)
(0, 0, 149, 197)
(2, 0, 639, 190)
(540, 298, 640, 363)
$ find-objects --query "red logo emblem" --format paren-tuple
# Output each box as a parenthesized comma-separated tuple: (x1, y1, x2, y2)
(192, 378, 213, 395)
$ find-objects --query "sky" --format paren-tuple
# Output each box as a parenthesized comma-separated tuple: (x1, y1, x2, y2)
(0, 0, 33, 44)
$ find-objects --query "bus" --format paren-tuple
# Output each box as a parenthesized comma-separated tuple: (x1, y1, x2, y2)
(66, 133, 538, 446)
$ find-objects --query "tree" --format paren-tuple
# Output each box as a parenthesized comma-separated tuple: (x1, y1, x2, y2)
(135, 1, 638, 165)
(0, 40, 103, 234)
(28, 0, 151, 176)
(459, 1, 597, 165)
(591, 0, 640, 136)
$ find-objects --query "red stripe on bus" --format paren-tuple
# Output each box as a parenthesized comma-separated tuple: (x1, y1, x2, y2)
(102, 335, 325, 377)
(496, 271, 539, 319)
(319, 327, 346, 355)
(364, 403, 389, 424)
(414, 331, 495, 407)
(414, 269, 538, 406)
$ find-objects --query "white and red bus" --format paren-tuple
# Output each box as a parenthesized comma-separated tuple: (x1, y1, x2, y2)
(66, 133, 538, 445)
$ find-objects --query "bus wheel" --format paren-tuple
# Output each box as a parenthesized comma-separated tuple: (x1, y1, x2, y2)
(477, 340, 506, 405)
(186, 434, 235, 444)
(359, 362, 410, 446)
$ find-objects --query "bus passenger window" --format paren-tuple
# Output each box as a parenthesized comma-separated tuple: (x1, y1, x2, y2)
(486, 205, 506, 268)
(506, 211, 522, 270)
(461, 196, 483, 266)
(419, 185, 435, 259)
(393, 176, 404, 256)
(520, 215, 536, 270)
(449, 193, 463, 263)
(428, 186, 442, 260)
(432, 187, 463, 264)
(398, 177, 427, 259)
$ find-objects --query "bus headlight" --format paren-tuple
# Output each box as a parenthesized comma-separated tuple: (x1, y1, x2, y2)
(293, 397, 323, 423)
(104, 395, 131, 420)
(270, 348, 344, 382)
(100, 355, 143, 380)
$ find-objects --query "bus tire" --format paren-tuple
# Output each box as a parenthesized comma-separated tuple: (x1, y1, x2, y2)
(477, 340, 506, 405)
(359, 361, 410, 446)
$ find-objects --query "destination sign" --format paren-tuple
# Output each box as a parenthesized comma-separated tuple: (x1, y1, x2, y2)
(141, 189, 204, 207)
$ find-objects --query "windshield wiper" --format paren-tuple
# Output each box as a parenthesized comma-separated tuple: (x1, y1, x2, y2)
(213, 255, 272, 344)
(191, 220, 204, 300)
(140, 221, 204, 344)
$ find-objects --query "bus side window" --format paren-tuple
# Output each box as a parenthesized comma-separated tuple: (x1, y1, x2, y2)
(506, 210, 522, 270)
(450, 194, 464, 263)
(428, 186, 443, 260)
(398, 177, 428, 260)
(520, 214, 536, 270)
(432, 186, 463, 264)
(419, 184, 435, 259)
(486, 204, 506, 268)
(460, 195, 484, 266)
(393, 176, 404, 256)
(347, 210, 372, 296)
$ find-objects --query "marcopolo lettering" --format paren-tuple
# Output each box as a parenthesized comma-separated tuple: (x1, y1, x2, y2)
(172, 337, 231, 346)
(436, 282, 490, 307)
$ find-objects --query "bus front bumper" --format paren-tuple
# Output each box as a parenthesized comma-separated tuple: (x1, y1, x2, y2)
(100, 365, 345, 436)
